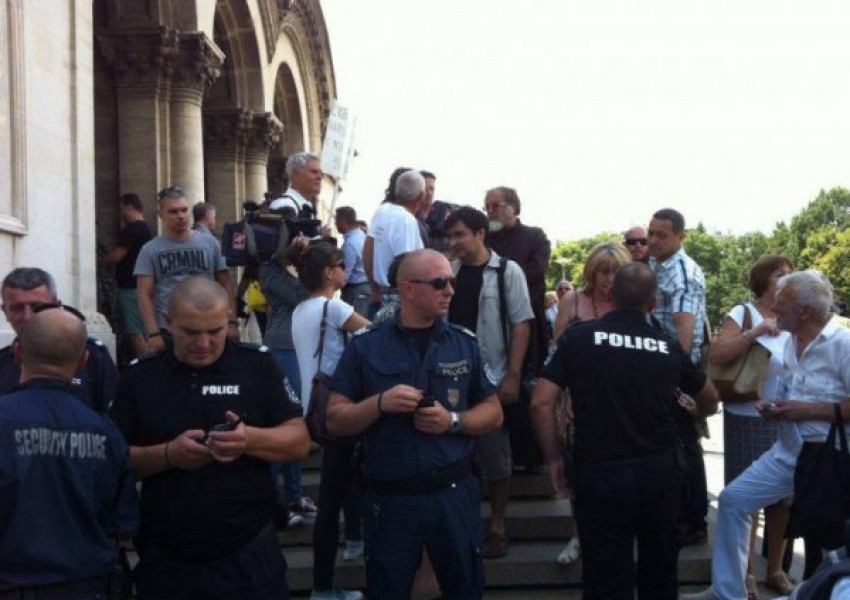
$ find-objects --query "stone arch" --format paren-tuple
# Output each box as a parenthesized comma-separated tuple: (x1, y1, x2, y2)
(206, 0, 264, 112)
(266, 62, 304, 195)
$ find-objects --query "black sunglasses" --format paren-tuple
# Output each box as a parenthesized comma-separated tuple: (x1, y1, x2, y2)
(408, 277, 455, 290)
(157, 185, 185, 201)
(32, 302, 86, 322)
(624, 238, 648, 246)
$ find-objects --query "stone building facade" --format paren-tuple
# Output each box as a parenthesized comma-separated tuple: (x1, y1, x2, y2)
(0, 0, 336, 349)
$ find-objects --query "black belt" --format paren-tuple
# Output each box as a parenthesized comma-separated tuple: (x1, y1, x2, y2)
(0, 576, 111, 600)
(364, 457, 472, 495)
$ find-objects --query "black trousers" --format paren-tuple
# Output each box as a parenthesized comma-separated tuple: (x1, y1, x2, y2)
(313, 440, 362, 590)
(573, 450, 684, 600)
(675, 409, 708, 532)
(135, 525, 288, 600)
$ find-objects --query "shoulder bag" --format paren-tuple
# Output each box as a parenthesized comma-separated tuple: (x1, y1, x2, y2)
(787, 404, 850, 550)
(706, 304, 771, 403)
(304, 300, 336, 443)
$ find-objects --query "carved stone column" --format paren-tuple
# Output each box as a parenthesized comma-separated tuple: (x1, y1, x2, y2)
(244, 113, 283, 205)
(203, 108, 252, 227)
(97, 27, 177, 229)
(170, 33, 224, 206)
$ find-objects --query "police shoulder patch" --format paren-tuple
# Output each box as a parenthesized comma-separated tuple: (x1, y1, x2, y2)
(448, 323, 477, 338)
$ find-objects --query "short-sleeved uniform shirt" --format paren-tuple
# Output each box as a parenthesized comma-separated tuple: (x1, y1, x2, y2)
(109, 342, 301, 562)
(0, 378, 138, 591)
(542, 309, 706, 463)
(115, 220, 153, 289)
(0, 337, 118, 414)
(133, 232, 228, 329)
(331, 314, 497, 482)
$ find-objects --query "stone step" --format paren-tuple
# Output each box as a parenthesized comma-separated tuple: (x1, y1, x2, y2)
(279, 498, 575, 546)
(280, 538, 712, 593)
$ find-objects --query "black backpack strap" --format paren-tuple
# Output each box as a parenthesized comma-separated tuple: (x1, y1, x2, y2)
(497, 257, 509, 352)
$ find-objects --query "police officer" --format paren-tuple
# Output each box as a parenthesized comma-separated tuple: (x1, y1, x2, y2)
(531, 262, 719, 600)
(0, 267, 119, 413)
(0, 308, 138, 598)
(328, 249, 503, 599)
(109, 276, 310, 600)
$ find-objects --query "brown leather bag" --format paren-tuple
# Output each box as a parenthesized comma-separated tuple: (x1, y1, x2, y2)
(706, 304, 771, 403)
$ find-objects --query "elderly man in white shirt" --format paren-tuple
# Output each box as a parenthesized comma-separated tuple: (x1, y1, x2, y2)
(685, 270, 850, 600)
(269, 152, 323, 217)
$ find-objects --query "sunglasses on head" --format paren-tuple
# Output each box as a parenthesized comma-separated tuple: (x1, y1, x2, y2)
(408, 277, 455, 290)
(624, 238, 648, 246)
(32, 302, 86, 322)
(157, 185, 184, 201)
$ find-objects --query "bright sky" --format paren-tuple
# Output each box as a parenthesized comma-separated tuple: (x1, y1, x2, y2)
(321, 1, 850, 244)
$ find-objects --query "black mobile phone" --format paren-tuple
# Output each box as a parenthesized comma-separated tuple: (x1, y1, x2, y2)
(417, 396, 435, 409)
(198, 418, 242, 444)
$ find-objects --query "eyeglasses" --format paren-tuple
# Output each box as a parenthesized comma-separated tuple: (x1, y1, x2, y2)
(483, 201, 506, 211)
(624, 238, 648, 246)
(32, 302, 86, 322)
(157, 185, 184, 201)
(408, 277, 455, 290)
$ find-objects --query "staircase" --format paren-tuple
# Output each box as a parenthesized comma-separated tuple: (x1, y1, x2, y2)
(280, 450, 713, 597)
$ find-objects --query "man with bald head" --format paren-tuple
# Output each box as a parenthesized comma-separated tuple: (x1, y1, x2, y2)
(532, 262, 718, 600)
(110, 276, 310, 599)
(623, 225, 649, 263)
(0, 308, 138, 597)
(329, 249, 503, 598)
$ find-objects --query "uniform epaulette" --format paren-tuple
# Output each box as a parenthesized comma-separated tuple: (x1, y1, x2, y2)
(86, 337, 106, 348)
(127, 349, 165, 367)
(448, 323, 477, 338)
(352, 324, 379, 337)
(234, 341, 270, 353)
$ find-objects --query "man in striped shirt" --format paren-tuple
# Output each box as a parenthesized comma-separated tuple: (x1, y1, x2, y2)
(648, 207, 711, 548)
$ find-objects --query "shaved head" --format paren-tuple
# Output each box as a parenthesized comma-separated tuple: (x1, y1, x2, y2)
(19, 309, 87, 379)
(166, 276, 230, 318)
(612, 262, 658, 311)
(398, 249, 447, 283)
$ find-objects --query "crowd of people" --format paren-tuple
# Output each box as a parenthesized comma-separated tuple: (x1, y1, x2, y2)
(2, 151, 850, 600)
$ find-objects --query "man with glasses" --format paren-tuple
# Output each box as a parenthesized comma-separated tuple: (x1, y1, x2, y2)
(484, 186, 551, 473)
(446, 206, 533, 559)
(623, 225, 649, 263)
(0, 267, 119, 413)
(110, 276, 310, 600)
(135, 186, 237, 354)
(327, 249, 503, 599)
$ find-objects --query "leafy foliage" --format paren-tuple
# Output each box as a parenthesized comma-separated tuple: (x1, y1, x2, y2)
(546, 187, 850, 329)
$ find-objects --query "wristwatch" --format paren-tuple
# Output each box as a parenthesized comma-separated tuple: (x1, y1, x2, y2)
(449, 412, 462, 434)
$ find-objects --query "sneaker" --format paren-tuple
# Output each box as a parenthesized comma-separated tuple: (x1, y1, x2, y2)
(342, 540, 364, 561)
(289, 496, 318, 515)
(272, 506, 303, 530)
(310, 587, 364, 600)
(681, 587, 720, 600)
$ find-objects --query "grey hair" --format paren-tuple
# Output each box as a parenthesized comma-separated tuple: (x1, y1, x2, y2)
(1, 267, 58, 298)
(285, 152, 321, 178)
(776, 269, 834, 322)
(394, 170, 425, 204)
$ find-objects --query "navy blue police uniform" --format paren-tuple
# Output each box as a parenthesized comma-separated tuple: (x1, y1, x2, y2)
(331, 313, 497, 599)
(0, 378, 138, 598)
(541, 309, 706, 600)
(0, 337, 119, 413)
(109, 341, 301, 600)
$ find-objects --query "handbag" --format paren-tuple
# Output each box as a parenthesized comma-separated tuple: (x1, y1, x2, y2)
(706, 304, 771, 403)
(244, 280, 267, 313)
(787, 404, 850, 549)
(304, 300, 334, 443)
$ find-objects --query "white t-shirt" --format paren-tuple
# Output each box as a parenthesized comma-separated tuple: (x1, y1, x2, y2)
(723, 302, 789, 417)
(368, 203, 423, 288)
(292, 297, 354, 413)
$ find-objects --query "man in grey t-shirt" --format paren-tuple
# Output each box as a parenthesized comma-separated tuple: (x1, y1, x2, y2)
(134, 186, 236, 354)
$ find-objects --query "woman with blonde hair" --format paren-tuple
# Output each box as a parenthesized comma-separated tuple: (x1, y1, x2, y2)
(551, 242, 632, 565)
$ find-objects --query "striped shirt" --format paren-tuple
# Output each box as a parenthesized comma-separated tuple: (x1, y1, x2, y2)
(649, 247, 707, 364)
